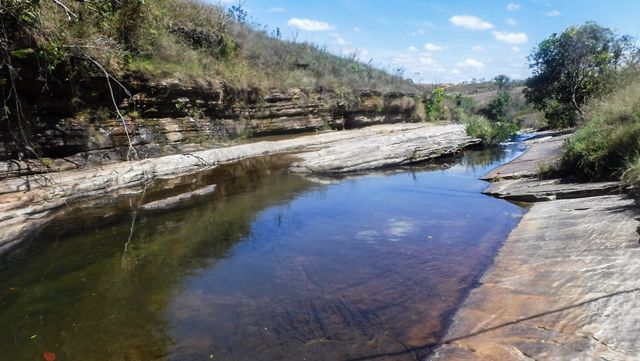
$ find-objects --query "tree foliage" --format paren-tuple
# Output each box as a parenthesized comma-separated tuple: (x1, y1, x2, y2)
(494, 74, 511, 90)
(482, 90, 511, 122)
(524, 22, 635, 128)
(425, 87, 446, 121)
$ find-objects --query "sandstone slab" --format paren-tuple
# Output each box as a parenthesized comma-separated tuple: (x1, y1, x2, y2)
(482, 134, 571, 181)
(430, 195, 640, 360)
(483, 178, 622, 202)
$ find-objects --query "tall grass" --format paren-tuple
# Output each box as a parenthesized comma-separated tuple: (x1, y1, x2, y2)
(560, 78, 640, 183)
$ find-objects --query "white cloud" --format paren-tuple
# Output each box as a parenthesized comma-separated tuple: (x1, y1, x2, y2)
(287, 18, 334, 31)
(492, 30, 528, 44)
(511, 46, 520, 52)
(353, 27, 361, 32)
(546, 10, 561, 17)
(392, 54, 445, 74)
(407, 46, 418, 52)
(267, 7, 286, 13)
(409, 29, 426, 36)
(472, 45, 485, 52)
(506, 18, 517, 26)
(449, 15, 494, 30)
(424, 43, 444, 51)
(456, 58, 485, 69)
(330, 33, 350, 46)
(451, 69, 461, 74)
(507, 3, 520, 11)
(419, 57, 440, 66)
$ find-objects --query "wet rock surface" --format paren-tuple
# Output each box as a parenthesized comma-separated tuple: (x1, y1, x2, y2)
(431, 132, 640, 360)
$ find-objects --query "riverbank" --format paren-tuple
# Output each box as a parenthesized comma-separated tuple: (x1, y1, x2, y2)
(0, 123, 477, 254)
(430, 133, 640, 360)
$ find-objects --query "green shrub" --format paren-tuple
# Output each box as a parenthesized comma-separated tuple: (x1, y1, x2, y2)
(482, 90, 511, 121)
(425, 87, 446, 121)
(465, 115, 518, 145)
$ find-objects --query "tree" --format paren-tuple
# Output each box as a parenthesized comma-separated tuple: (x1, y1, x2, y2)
(482, 90, 511, 121)
(524, 22, 634, 128)
(494, 74, 511, 90)
(425, 87, 446, 121)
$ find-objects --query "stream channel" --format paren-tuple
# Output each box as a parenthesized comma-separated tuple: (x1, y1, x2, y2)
(0, 137, 528, 361)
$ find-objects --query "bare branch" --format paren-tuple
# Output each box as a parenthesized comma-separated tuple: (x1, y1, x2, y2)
(86, 56, 138, 161)
(51, 0, 78, 21)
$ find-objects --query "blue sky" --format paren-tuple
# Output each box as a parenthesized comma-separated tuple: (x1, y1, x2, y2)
(216, 0, 640, 83)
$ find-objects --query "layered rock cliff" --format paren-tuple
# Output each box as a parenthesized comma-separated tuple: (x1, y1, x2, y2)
(1, 76, 426, 178)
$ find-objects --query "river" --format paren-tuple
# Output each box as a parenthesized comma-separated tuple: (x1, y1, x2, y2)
(0, 141, 526, 361)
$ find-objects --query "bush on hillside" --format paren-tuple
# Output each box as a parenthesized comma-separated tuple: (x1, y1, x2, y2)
(560, 80, 640, 180)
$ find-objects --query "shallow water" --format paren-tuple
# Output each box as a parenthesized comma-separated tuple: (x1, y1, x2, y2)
(0, 143, 526, 361)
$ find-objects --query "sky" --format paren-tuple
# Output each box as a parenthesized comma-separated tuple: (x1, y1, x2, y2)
(215, 0, 640, 84)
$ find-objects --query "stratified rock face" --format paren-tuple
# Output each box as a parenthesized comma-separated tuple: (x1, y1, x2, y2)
(429, 195, 640, 360)
(0, 123, 477, 255)
(0, 77, 425, 169)
(483, 178, 621, 201)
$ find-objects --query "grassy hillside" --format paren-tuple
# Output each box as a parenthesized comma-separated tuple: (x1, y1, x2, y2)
(2, 0, 417, 92)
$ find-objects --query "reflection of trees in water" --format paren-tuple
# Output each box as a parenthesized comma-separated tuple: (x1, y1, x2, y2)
(458, 145, 523, 173)
(0, 159, 318, 361)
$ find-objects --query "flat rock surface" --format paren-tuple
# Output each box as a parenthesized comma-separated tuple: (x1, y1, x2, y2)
(430, 195, 640, 360)
(290, 124, 476, 173)
(482, 134, 571, 181)
(483, 178, 621, 201)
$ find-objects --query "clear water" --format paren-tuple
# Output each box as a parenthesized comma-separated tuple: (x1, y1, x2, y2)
(0, 144, 525, 361)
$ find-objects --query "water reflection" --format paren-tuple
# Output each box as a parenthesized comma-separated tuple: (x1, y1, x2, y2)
(0, 145, 525, 361)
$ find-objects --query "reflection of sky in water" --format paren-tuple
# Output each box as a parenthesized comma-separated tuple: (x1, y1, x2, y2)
(165, 144, 527, 360)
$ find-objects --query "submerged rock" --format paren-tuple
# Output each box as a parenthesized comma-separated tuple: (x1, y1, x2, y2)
(140, 184, 217, 210)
